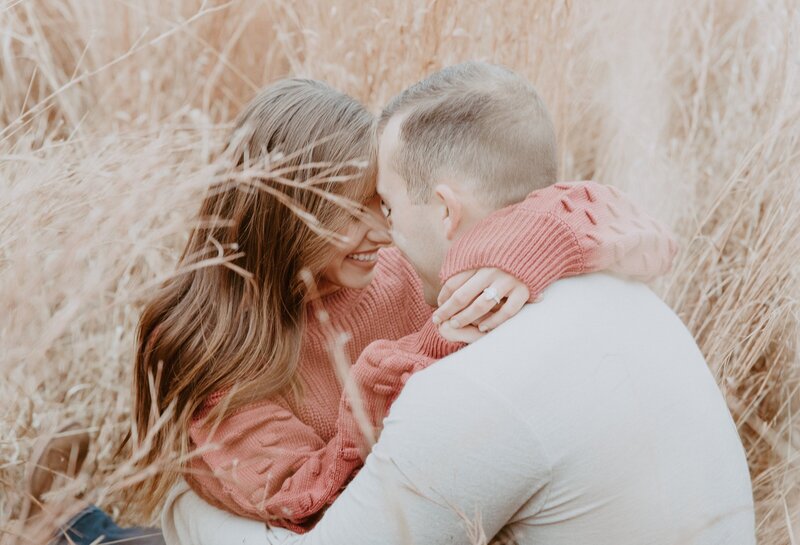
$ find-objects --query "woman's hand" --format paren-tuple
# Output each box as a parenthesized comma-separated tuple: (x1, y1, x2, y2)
(433, 268, 531, 341)
(436, 320, 484, 344)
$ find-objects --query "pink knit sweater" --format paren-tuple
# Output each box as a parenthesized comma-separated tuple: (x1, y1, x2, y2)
(186, 181, 678, 531)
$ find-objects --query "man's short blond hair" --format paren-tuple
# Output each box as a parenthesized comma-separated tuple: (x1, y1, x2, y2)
(379, 62, 557, 207)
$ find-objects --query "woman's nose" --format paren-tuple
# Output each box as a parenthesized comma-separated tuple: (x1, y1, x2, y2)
(367, 224, 392, 245)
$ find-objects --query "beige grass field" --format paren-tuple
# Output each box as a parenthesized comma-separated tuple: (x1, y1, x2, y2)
(1, 0, 799, 543)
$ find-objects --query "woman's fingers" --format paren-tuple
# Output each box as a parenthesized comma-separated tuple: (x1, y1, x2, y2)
(476, 285, 531, 332)
(436, 270, 476, 309)
(437, 321, 485, 344)
(433, 269, 494, 324)
(441, 275, 517, 329)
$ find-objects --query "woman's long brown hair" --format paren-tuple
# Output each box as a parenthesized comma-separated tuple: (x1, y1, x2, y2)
(129, 79, 376, 517)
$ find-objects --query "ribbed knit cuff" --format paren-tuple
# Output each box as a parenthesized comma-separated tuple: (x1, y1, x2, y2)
(440, 211, 585, 302)
(412, 320, 465, 360)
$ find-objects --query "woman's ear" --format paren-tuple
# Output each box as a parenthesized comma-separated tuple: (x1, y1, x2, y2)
(433, 184, 463, 241)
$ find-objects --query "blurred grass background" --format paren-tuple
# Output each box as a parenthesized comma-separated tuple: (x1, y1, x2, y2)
(1, 0, 798, 542)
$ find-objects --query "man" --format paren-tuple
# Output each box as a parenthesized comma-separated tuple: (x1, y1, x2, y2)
(163, 62, 755, 544)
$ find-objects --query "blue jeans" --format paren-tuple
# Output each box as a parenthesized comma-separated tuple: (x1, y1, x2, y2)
(53, 505, 164, 545)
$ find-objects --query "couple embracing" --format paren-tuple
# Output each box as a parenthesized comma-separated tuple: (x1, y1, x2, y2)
(130, 62, 755, 545)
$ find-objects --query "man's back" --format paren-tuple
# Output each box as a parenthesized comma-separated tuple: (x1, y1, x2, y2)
(406, 272, 755, 544)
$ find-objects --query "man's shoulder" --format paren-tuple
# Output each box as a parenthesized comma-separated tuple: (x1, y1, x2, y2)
(451, 272, 674, 359)
(405, 272, 694, 407)
(509, 271, 664, 323)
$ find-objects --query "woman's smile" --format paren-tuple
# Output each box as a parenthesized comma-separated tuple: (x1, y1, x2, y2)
(345, 250, 379, 267)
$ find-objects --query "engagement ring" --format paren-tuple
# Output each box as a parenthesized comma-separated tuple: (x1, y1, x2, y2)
(482, 286, 502, 306)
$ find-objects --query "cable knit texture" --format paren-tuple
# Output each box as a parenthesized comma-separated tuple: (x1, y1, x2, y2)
(185, 181, 678, 532)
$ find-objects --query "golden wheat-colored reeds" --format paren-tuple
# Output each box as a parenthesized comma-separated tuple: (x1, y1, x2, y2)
(1, 0, 798, 543)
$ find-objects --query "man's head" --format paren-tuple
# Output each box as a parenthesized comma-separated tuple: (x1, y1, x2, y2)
(376, 61, 557, 304)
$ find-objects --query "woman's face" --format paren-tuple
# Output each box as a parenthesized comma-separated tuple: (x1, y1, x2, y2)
(320, 194, 392, 291)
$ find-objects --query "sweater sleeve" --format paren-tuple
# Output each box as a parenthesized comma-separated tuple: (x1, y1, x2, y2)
(186, 320, 462, 533)
(440, 181, 678, 301)
(186, 398, 331, 533)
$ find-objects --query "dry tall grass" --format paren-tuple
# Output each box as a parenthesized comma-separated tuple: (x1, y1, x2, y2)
(1, 0, 798, 543)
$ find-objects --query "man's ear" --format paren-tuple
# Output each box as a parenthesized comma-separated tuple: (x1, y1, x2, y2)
(433, 184, 463, 241)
